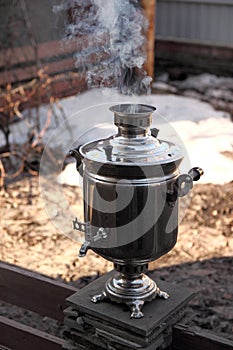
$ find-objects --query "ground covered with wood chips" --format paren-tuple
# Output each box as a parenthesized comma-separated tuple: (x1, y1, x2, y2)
(0, 176, 232, 341)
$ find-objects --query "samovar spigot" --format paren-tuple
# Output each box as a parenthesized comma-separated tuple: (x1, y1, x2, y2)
(73, 217, 108, 257)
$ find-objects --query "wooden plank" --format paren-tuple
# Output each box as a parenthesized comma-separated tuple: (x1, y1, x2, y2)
(155, 38, 233, 58)
(0, 57, 76, 85)
(172, 324, 233, 350)
(0, 316, 65, 350)
(0, 345, 12, 350)
(0, 37, 98, 70)
(0, 261, 77, 321)
(0, 39, 79, 68)
(155, 39, 233, 75)
(0, 73, 87, 110)
(48, 76, 87, 100)
(141, 0, 156, 78)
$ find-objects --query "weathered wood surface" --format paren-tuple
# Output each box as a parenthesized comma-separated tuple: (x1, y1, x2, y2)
(0, 38, 87, 103)
(0, 262, 233, 350)
(155, 38, 233, 75)
(0, 40, 79, 85)
(66, 270, 194, 337)
(65, 270, 194, 350)
(172, 324, 233, 350)
(0, 261, 77, 321)
(141, 0, 156, 78)
(0, 58, 76, 85)
(0, 316, 65, 350)
(0, 1, 157, 86)
(0, 40, 78, 68)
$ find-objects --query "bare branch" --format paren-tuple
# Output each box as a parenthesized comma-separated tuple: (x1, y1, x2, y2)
(0, 159, 6, 190)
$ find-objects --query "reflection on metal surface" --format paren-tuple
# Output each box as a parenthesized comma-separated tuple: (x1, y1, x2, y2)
(70, 103, 204, 318)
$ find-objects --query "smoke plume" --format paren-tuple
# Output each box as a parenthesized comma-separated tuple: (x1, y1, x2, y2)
(54, 0, 152, 95)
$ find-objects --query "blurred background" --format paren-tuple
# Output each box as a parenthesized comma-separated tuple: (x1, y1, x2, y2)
(0, 0, 232, 343)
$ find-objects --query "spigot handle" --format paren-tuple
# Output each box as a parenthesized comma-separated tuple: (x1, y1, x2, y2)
(73, 218, 108, 257)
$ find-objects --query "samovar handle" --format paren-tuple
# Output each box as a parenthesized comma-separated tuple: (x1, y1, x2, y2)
(177, 167, 204, 197)
(69, 148, 83, 175)
(188, 167, 204, 181)
(168, 167, 204, 203)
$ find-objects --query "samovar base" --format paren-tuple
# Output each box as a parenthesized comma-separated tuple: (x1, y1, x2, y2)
(91, 263, 169, 319)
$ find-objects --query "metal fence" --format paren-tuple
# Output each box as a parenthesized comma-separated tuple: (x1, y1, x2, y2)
(156, 0, 233, 47)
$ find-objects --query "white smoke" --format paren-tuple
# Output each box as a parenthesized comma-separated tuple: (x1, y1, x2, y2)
(54, 0, 152, 94)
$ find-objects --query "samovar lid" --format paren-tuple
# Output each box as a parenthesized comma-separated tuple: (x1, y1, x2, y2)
(79, 104, 183, 167)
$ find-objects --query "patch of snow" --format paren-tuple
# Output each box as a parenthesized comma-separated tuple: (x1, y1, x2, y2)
(156, 72, 169, 83)
(1, 88, 232, 185)
(57, 162, 82, 187)
(151, 81, 177, 93)
(173, 73, 233, 93)
(205, 88, 233, 102)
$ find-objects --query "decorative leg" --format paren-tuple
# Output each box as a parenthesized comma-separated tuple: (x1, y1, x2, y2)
(127, 300, 145, 319)
(90, 270, 170, 318)
(91, 291, 107, 303)
(156, 287, 170, 300)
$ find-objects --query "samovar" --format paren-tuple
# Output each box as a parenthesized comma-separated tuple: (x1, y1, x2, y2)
(70, 103, 203, 318)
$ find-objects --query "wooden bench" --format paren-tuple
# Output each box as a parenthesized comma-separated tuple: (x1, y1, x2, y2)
(0, 261, 232, 350)
(0, 261, 76, 350)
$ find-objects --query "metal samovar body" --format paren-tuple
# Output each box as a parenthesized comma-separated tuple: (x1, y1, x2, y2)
(70, 104, 203, 318)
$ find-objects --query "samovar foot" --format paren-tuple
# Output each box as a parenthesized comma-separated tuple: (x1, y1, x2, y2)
(127, 300, 144, 319)
(156, 287, 170, 300)
(91, 291, 107, 303)
(90, 266, 170, 318)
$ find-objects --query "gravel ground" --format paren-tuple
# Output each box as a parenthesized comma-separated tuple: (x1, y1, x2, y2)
(149, 256, 233, 340)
